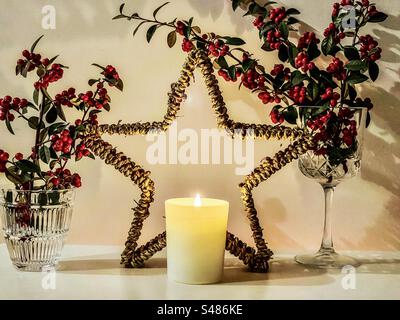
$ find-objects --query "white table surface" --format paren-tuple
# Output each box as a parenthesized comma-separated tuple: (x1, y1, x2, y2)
(0, 244, 399, 300)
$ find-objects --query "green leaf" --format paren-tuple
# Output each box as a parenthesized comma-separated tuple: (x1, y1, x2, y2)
(279, 22, 289, 39)
(369, 61, 379, 82)
(283, 106, 298, 124)
(307, 81, 319, 101)
(278, 44, 288, 62)
(345, 60, 368, 71)
(39, 127, 49, 143)
(33, 89, 39, 105)
(368, 12, 388, 23)
(48, 55, 59, 65)
(87, 152, 96, 160)
(49, 147, 58, 160)
(217, 56, 229, 69)
(288, 43, 298, 67)
(307, 43, 321, 60)
(344, 46, 360, 60)
(16, 160, 42, 175)
(146, 24, 158, 43)
(183, 25, 192, 39)
(5, 167, 24, 185)
(153, 2, 169, 19)
(112, 14, 126, 20)
(41, 88, 53, 102)
(228, 65, 237, 80)
(48, 122, 67, 135)
(36, 66, 46, 78)
(347, 72, 369, 85)
(39, 146, 51, 164)
(56, 105, 66, 121)
(30, 35, 44, 53)
(287, 17, 299, 25)
(242, 59, 255, 72)
(232, 0, 241, 11)
(115, 79, 124, 92)
(286, 8, 300, 15)
(28, 116, 40, 130)
(133, 21, 147, 37)
(5, 117, 15, 135)
(46, 106, 58, 124)
(224, 37, 246, 46)
(167, 30, 177, 48)
(291, 71, 308, 86)
(119, 3, 125, 14)
(348, 85, 357, 100)
(322, 35, 334, 56)
(88, 79, 98, 86)
(92, 63, 105, 71)
(261, 42, 274, 51)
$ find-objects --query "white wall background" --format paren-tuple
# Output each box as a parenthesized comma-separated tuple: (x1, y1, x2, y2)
(0, 0, 399, 253)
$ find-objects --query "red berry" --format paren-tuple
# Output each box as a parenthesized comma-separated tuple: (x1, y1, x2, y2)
(15, 153, 23, 161)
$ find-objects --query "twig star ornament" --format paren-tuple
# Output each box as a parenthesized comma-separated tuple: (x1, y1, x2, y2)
(84, 49, 314, 272)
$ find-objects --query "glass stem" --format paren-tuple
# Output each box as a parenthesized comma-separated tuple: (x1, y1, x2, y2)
(320, 184, 335, 252)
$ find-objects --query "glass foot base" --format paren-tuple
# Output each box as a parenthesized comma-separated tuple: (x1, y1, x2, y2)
(13, 262, 58, 272)
(295, 249, 361, 269)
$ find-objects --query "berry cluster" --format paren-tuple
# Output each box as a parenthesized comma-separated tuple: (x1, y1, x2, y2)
(47, 168, 82, 188)
(253, 16, 264, 29)
(54, 88, 76, 108)
(270, 109, 284, 124)
(297, 32, 320, 50)
(269, 7, 287, 25)
(51, 130, 73, 155)
(295, 52, 315, 72)
(320, 88, 341, 107)
(34, 63, 64, 90)
(218, 69, 241, 82)
(0, 150, 10, 173)
(338, 108, 357, 146)
(258, 91, 281, 104)
(265, 29, 283, 50)
(182, 38, 194, 52)
(359, 35, 382, 62)
(323, 23, 345, 43)
(78, 86, 109, 110)
(17, 50, 49, 73)
(270, 64, 290, 79)
(0, 96, 28, 121)
(241, 69, 265, 90)
(75, 143, 90, 161)
(289, 85, 307, 104)
(327, 58, 346, 81)
(102, 65, 120, 82)
(208, 39, 229, 57)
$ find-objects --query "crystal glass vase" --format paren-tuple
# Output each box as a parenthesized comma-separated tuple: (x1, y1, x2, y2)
(0, 189, 75, 271)
(295, 105, 367, 268)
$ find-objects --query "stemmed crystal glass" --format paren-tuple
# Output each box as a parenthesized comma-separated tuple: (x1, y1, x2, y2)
(295, 105, 367, 268)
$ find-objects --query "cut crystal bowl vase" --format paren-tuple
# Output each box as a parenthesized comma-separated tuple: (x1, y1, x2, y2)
(0, 189, 75, 271)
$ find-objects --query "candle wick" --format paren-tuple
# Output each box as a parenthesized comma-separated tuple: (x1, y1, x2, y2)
(194, 194, 202, 207)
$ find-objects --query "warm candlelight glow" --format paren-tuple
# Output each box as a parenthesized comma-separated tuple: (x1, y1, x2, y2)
(194, 194, 202, 207)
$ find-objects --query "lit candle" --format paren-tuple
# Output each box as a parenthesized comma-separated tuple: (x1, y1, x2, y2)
(165, 195, 229, 284)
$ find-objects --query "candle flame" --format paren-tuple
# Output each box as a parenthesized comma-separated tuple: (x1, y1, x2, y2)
(194, 194, 202, 207)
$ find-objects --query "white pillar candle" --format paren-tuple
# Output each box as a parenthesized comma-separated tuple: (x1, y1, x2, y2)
(165, 195, 229, 284)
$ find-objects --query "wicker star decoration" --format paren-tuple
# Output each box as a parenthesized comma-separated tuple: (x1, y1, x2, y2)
(83, 49, 314, 272)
